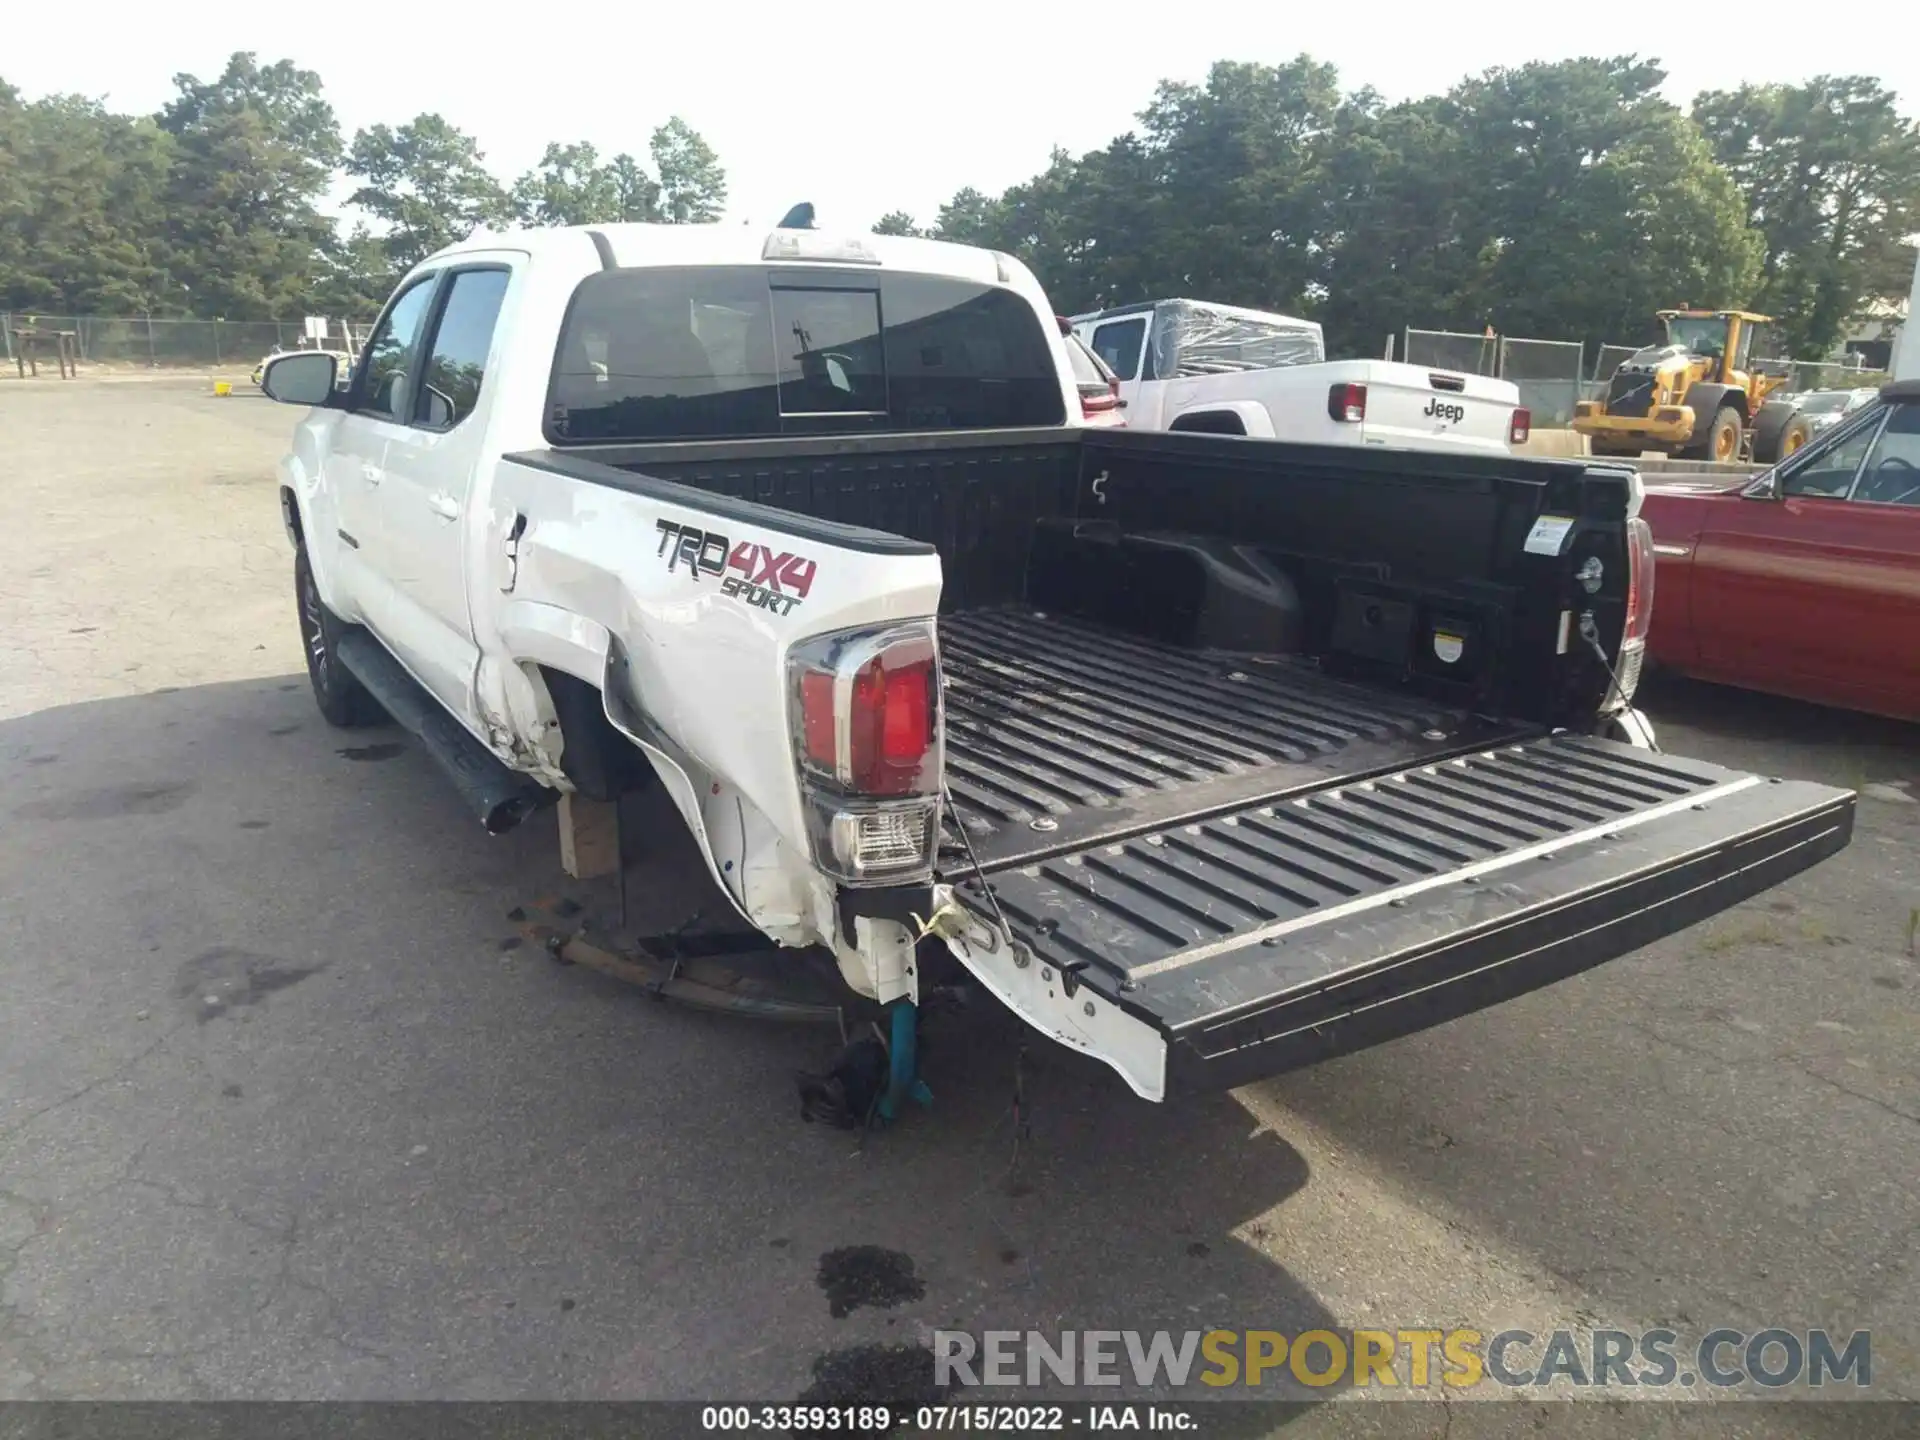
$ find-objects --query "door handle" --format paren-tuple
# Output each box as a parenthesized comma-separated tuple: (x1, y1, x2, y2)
(361, 463, 382, 486)
(427, 492, 461, 520)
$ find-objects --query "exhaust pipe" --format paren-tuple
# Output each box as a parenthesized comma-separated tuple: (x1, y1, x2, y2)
(335, 630, 552, 834)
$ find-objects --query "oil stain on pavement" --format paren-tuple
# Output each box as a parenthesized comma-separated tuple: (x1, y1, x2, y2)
(816, 1246, 925, 1319)
(175, 946, 323, 1022)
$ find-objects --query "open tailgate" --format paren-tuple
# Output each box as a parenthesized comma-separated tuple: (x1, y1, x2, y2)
(939, 735, 1853, 1101)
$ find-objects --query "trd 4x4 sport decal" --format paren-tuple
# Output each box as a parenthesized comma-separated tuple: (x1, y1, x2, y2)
(655, 519, 818, 616)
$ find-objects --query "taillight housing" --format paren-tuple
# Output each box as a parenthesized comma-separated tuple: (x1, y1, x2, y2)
(1328, 382, 1367, 424)
(1603, 517, 1657, 711)
(787, 620, 943, 885)
(1079, 385, 1122, 423)
(1509, 408, 1532, 446)
(1623, 516, 1655, 648)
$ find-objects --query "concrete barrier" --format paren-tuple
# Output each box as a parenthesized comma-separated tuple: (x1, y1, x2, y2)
(1519, 428, 1591, 459)
(1523, 430, 1767, 478)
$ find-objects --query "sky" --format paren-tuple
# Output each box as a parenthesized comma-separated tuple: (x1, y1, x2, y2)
(6, 0, 1916, 233)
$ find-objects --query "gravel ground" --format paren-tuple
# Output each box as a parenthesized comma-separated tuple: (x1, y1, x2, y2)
(1, 379, 1915, 1431)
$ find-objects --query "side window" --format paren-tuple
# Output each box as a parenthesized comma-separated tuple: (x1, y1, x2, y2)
(1855, 405, 1920, 507)
(415, 269, 511, 429)
(1780, 411, 1882, 499)
(1090, 318, 1146, 381)
(356, 278, 438, 423)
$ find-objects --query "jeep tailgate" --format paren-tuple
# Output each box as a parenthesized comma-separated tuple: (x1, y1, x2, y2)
(1349, 362, 1519, 453)
(940, 735, 1852, 1101)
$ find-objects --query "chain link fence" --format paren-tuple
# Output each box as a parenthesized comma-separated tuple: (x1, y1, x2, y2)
(1783, 359, 1891, 394)
(3, 313, 373, 371)
(1500, 337, 1584, 427)
(1402, 328, 1587, 424)
(1401, 328, 1501, 376)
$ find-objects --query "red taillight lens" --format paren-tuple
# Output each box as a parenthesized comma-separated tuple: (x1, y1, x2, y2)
(1510, 408, 1532, 445)
(1328, 382, 1367, 423)
(1624, 516, 1655, 646)
(845, 654, 933, 795)
(789, 622, 940, 798)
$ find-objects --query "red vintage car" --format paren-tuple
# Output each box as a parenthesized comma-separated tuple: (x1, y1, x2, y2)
(1638, 380, 1920, 722)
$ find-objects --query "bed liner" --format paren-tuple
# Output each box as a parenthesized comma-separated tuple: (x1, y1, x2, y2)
(937, 607, 1531, 872)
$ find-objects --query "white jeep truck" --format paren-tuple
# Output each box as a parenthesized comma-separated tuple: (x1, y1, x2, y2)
(1072, 298, 1529, 453)
(261, 221, 1851, 1106)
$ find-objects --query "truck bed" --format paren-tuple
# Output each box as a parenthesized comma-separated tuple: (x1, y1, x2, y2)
(937, 608, 1534, 871)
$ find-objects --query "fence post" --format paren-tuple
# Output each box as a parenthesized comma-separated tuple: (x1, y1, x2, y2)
(1, 313, 12, 370)
(145, 314, 156, 368)
(213, 321, 222, 366)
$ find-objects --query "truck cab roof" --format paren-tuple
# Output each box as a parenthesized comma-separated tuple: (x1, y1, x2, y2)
(427, 221, 1018, 288)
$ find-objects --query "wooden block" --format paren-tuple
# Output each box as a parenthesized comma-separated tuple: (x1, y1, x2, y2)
(558, 793, 620, 880)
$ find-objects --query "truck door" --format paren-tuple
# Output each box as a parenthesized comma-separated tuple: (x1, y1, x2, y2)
(1690, 402, 1920, 711)
(374, 261, 516, 728)
(324, 272, 441, 639)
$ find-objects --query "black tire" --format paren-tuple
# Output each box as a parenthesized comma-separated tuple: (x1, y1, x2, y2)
(1774, 414, 1815, 462)
(1684, 405, 1742, 463)
(294, 547, 383, 728)
(1750, 401, 1800, 464)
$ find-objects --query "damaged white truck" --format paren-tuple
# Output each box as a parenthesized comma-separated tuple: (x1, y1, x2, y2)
(264, 220, 1854, 1114)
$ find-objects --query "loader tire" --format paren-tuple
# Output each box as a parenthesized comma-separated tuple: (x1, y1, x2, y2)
(1751, 401, 1802, 464)
(1774, 414, 1815, 462)
(295, 546, 384, 728)
(1685, 406, 1743, 463)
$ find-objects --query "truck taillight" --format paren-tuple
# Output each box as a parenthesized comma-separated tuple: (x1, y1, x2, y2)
(1624, 516, 1655, 647)
(788, 621, 942, 885)
(1328, 382, 1367, 423)
(1602, 517, 1657, 713)
(1510, 408, 1532, 445)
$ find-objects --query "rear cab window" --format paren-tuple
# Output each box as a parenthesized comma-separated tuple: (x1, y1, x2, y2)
(546, 266, 1065, 442)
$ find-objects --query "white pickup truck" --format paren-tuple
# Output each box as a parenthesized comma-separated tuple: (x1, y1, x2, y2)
(261, 221, 1851, 1110)
(1072, 298, 1529, 453)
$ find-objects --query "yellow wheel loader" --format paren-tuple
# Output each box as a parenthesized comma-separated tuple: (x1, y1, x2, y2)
(1573, 310, 1796, 462)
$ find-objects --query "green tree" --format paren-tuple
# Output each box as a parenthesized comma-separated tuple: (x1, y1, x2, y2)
(157, 52, 342, 316)
(871, 210, 924, 236)
(0, 86, 174, 313)
(345, 114, 512, 271)
(1692, 76, 1920, 356)
(930, 187, 1007, 246)
(308, 223, 398, 316)
(650, 117, 727, 223)
(1322, 57, 1759, 355)
(510, 141, 661, 225)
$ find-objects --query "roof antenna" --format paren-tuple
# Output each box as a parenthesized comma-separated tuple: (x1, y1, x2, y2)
(776, 202, 816, 231)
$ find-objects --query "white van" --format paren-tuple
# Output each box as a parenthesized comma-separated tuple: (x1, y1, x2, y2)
(1072, 298, 1527, 454)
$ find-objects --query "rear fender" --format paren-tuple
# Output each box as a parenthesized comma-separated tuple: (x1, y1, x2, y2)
(600, 640, 912, 1000)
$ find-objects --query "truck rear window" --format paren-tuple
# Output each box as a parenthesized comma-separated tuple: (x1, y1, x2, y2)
(547, 266, 1065, 442)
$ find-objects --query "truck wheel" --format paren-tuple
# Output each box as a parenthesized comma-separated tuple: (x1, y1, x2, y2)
(295, 547, 383, 728)
(1687, 406, 1742, 463)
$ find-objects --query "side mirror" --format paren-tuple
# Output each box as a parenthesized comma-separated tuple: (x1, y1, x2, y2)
(262, 351, 340, 407)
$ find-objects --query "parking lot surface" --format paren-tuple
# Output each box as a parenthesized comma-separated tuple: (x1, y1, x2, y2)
(2, 380, 1916, 1429)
